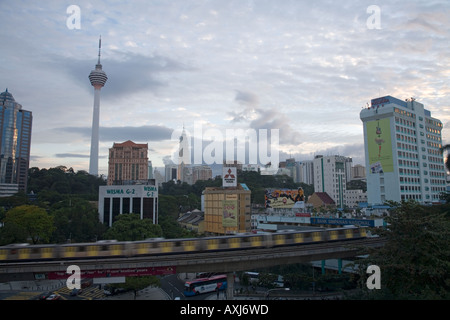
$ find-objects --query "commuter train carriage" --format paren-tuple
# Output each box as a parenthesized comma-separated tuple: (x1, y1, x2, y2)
(130, 226, 367, 255)
(0, 227, 367, 262)
(59, 240, 132, 259)
(253, 226, 367, 247)
(130, 232, 272, 256)
(0, 243, 58, 261)
(131, 237, 203, 256)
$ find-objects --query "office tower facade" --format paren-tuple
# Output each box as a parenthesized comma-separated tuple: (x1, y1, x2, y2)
(351, 164, 366, 180)
(0, 89, 32, 195)
(107, 140, 149, 185)
(98, 184, 158, 227)
(165, 164, 178, 182)
(298, 160, 314, 185)
(360, 95, 446, 205)
(313, 155, 349, 208)
(101, 140, 156, 226)
(88, 37, 107, 176)
(192, 165, 213, 184)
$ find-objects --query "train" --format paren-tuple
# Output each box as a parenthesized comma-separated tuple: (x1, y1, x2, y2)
(0, 226, 367, 262)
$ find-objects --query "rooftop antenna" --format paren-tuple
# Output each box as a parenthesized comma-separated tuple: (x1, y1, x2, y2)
(97, 35, 102, 65)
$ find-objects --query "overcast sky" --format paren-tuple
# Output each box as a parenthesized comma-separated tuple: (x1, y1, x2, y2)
(1, 0, 449, 176)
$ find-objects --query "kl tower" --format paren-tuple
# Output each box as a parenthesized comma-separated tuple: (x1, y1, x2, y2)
(88, 36, 107, 176)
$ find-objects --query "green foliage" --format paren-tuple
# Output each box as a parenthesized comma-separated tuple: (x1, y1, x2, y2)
(347, 179, 367, 192)
(0, 192, 30, 209)
(27, 166, 106, 203)
(103, 214, 163, 241)
(109, 276, 160, 299)
(0, 205, 55, 244)
(257, 273, 278, 289)
(50, 198, 106, 243)
(357, 200, 450, 299)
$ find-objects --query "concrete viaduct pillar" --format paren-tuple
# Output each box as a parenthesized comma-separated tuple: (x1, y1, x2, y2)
(226, 273, 234, 300)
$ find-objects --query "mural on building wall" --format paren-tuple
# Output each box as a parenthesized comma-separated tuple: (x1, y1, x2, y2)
(367, 117, 394, 173)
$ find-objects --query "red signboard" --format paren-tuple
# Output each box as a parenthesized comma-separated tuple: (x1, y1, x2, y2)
(295, 212, 311, 217)
(46, 266, 176, 280)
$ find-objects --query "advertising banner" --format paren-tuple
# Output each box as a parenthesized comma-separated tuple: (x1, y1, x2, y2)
(264, 188, 305, 208)
(367, 118, 393, 173)
(47, 266, 176, 280)
(222, 200, 238, 227)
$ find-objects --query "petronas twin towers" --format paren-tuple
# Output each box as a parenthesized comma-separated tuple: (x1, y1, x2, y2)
(88, 37, 107, 176)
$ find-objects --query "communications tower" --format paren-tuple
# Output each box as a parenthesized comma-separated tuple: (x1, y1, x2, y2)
(88, 36, 108, 175)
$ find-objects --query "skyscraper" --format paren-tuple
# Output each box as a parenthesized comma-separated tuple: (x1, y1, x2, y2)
(313, 155, 349, 208)
(88, 37, 108, 176)
(0, 89, 32, 195)
(360, 95, 446, 205)
(107, 140, 149, 185)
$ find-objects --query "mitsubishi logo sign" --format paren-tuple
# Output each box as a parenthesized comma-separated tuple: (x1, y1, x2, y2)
(223, 167, 237, 187)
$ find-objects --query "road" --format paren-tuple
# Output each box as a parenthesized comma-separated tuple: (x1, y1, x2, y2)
(161, 273, 214, 300)
(161, 274, 186, 300)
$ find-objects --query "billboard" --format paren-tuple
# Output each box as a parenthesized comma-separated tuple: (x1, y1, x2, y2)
(47, 266, 176, 280)
(223, 167, 237, 187)
(222, 196, 238, 227)
(367, 118, 394, 173)
(264, 188, 305, 208)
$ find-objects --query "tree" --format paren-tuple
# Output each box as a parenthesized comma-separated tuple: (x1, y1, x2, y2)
(50, 198, 106, 243)
(27, 166, 106, 202)
(359, 200, 450, 299)
(120, 276, 161, 300)
(103, 214, 163, 241)
(158, 195, 180, 219)
(1, 205, 55, 244)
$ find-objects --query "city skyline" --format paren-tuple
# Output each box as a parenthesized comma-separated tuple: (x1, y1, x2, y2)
(1, 1, 449, 176)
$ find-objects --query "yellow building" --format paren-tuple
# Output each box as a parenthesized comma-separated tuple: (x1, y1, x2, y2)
(203, 184, 251, 235)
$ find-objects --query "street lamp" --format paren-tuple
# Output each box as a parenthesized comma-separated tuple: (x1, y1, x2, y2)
(265, 288, 290, 300)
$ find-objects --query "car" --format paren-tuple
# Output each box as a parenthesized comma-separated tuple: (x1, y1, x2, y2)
(38, 292, 52, 300)
(46, 294, 62, 300)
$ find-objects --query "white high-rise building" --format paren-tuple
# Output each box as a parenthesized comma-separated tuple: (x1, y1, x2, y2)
(360, 95, 446, 205)
(88, 37, 108, 176)
(313, 155, 350, 208)
(298, 160, 314, 185)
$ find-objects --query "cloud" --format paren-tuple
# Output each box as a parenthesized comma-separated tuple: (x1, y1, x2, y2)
(234, 90, 259, 106)
(2, 1, 450, 173)
(35, 125, 174, 143)
(282, 142, 366, 165)
(55, 153, 107, 159)
(48, 51, 194, 99)
(55, 153, 89, 158)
